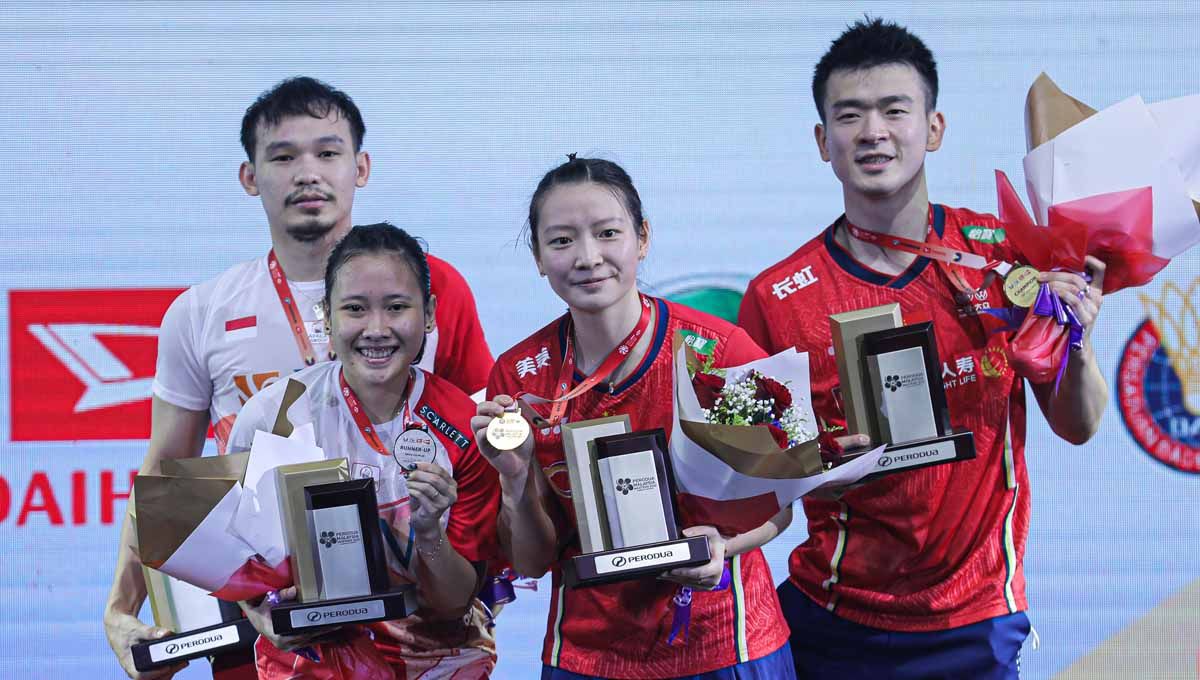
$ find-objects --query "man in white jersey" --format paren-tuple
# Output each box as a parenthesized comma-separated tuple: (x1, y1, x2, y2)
(102, 77, 493, 679)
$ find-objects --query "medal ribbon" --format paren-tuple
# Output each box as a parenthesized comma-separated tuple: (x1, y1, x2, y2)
(844, 208, 1009, 301)
(539, 295, 654, 426)
(267, 249, 324, 366)
(338, 368, 417, 456)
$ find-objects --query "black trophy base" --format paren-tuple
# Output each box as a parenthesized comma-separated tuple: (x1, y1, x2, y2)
(132, 618, 257, 672)
(837, 429, 975, 482)
(567, 535, 711, 588)
(271, 587, 417, 634)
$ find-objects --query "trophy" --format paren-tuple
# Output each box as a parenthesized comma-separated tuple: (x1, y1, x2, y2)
(830, 304, 975, 478)
(130, 458, 257, 673)
(270, 477, 417, 634)
(561, 419, 710, 587)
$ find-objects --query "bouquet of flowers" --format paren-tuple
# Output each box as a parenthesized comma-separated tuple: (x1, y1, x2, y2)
(668, 334, 883, 536)
(691, 362, 815, 451)
(991, 73, 1200, 387)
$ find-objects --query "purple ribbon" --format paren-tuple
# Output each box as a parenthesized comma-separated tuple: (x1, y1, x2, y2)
(476, 568, 538, 628)
(1031, 284, 1084, 392)
(667, 563, 732, 645)
(981, 276, 1086, 393)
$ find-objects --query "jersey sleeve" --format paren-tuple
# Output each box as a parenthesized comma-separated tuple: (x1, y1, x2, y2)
(716, 325, 768, 367)
(737, 284, 777, 355)
(446, 436, 501, 563)
(485, 358, 516, 401)
(224, 387, 272, 454)
(428, 255, 494, 396)
(151, 287, 212, 412)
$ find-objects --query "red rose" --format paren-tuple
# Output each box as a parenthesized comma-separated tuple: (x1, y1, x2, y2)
(765, 423, 791, 450)
(753, 374, 793, 417)
(692, 372, 726, 410)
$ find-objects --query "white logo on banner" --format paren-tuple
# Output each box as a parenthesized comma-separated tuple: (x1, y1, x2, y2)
(27, 323, 158, 412)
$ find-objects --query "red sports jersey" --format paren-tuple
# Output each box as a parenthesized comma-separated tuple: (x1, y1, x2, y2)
(489, 298, 789, 679)
(739, 205, 1029, 632)
(227, 362, 500, 677)
(427, 253, 494, 396)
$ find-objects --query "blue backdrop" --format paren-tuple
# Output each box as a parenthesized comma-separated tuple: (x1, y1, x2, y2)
(1, 2, 1198, 678)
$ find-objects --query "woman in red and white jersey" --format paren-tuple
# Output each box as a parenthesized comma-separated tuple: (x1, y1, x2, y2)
(228, 223, 500, 679)
(471, 157, 796, 679)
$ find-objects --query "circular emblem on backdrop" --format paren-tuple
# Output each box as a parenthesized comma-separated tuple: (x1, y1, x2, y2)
(611, 556, 627, 568)
(165, 643, 180, 655)
(307, 611, 323, 623)
(649, 273, 750, 323)
(1117, 319, 1200, 474)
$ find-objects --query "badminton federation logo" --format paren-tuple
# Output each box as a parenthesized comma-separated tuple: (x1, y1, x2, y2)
(1117, 278, 1200, 474)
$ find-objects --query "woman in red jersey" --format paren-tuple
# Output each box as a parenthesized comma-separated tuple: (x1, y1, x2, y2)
(231, 223, 500, 679)
(471, 157, 796, 680)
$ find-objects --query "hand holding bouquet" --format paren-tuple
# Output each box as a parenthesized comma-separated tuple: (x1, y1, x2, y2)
(668, 335, 883, 536)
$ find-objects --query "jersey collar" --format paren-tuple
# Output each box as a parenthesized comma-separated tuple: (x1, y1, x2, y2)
(556, 296, 670, 397)
(824, 204, 946, 289)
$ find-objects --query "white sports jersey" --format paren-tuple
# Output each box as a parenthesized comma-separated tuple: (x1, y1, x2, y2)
(227, 361, 500, 676)
(152, 254, 447, 452)
(226, 363, 454, 576)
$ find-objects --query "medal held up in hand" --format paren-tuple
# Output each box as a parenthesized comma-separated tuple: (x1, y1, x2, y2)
(393, 426, 437, 468)
(1003, 265, 1041, 307)
(486, 404, 531, 451)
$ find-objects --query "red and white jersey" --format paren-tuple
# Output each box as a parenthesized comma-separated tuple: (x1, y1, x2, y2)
(152, 252, 493, 451)
(490, 298, 789, 679)
(227, 361, 500, 672)
(739, 205, 1029, 632)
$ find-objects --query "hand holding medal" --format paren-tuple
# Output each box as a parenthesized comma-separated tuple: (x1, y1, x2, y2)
(471, 395, 535, 479)
(405, 461, 458, 535)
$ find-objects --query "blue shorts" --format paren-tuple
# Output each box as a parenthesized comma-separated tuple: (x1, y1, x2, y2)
(540, 641, 796, 680)
(778, 579, 1029, 680)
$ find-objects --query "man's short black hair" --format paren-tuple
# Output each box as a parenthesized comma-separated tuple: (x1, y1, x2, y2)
(240, 77, 365, 161)
(812, 17, 938, 123)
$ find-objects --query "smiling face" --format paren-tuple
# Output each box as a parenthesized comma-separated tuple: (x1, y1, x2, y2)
(328, 252, 434, 395)
(239, 112, 370, 246)
(533, 182, 649, 315)
(815, 63, 944, 205)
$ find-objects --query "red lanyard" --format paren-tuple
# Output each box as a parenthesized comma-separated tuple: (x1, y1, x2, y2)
(845, 208, 1006, 301)
(339, 368, 416, 456)
(267, 249, 327, 366)
(536, 295, 654, 427)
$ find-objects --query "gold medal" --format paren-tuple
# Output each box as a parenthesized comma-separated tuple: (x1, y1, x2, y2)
(1003, 265, 1040, 307)
(486, 406, 531, 451)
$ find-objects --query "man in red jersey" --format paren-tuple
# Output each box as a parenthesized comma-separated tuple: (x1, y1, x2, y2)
(739, 18, 1108, 679)
(103, 77, 493, 680)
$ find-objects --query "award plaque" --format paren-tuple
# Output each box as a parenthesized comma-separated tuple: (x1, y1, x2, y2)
(561, 415, 630, 553)
(130, 615, 258, 673)
(830, 303, 903, 444)
(275, 458, 350, 602)
(830, 311, 975, 479)
(130, 514, 254, 672)
(564, 427, 711, 587)
(271, 478, 417, 634)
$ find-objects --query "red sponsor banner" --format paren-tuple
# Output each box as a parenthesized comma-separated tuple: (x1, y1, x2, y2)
(0, 468, 137, 526)
(9, 289, 185, 441)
